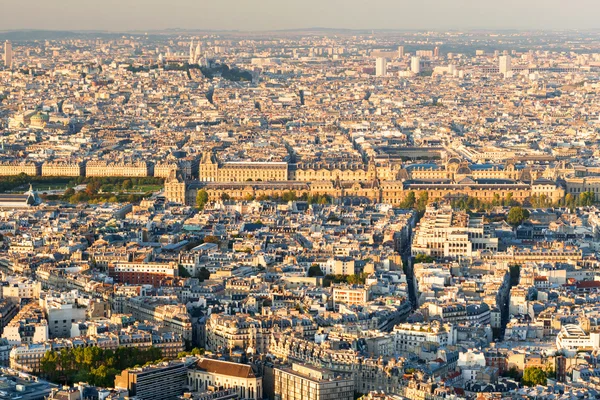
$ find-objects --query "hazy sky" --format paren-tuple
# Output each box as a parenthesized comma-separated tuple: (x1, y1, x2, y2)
(0, 0, 598, 32)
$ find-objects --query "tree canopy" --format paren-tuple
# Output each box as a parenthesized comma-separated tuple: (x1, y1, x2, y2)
(507, 206, 530, 227)
(196, 189, 209, 210)
(522, 366, 547, 386)
(308, 265, 324, 277)
(40, 346, 163, 386)
(414, 254, 435, 264)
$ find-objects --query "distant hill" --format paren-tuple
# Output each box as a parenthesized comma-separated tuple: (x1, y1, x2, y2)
(0, 30, 135, 41)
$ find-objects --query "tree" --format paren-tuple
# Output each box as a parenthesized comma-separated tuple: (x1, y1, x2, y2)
(197, 267, 211, 281)
(492, 193, 501, 206)
(308, 265, 324, 277)
(178, 348, 205, 358)
(122, 179, 133, 190)
(522, 366, 547, 386)
(220, 192, 231, 201)
(507, 206, 530, 227)
(178, 265, 191, 278)
(503, 365, 521, 380)
(282, 191, 297, 202)
(414, 254, 435, 264)
(196, 189, 209, 210)
(416, 191, 429, 213)
(400, 191, 416, 209)
(85, 180, 101, 196)
(565, 193, 575, 209)
(505, 192, 515, 206)
(579, 191, 595, 207)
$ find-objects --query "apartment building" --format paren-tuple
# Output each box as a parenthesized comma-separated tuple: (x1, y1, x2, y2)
(108, 261, 178, 287)
(393, 321, 456, 354)
(273, 363, 353, 400)
(332, 285, 371, 307)
(2, 302, 49, 345)
(412, 204, 498, 258)
(40, 291, 87, 339)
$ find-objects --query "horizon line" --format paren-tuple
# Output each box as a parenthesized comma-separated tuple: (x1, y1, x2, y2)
(1, 27, 600, 35)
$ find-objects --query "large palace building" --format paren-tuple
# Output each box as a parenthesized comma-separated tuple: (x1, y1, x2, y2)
(165, 156, 569, 207)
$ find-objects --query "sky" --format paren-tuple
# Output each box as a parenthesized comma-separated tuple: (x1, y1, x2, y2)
(0, 0, 598, 32)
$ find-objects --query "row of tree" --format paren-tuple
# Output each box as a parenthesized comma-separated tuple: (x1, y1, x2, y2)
(323, 273, 369, 287)
(40, 346, 163, 386)
(178, 265, 211, 281)
(0, 173, 71, 193)
(46, 189, 149, 204)
(195, 187, 599, 216)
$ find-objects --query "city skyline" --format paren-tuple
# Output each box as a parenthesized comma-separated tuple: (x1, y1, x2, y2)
(1, 0, 599, 32)
(2, 4, 600, 398)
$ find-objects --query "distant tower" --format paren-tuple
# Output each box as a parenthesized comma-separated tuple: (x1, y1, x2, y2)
(499, 55, 512, 76)
(4, 41, 13, 68)
(434, 46, 439, 58)
(195, 43, 201, 64)
(375, 57, 387, 77)
(411, 56, 421, 74)
(189, 40, 195, 64)
(398, 45, 405, 58)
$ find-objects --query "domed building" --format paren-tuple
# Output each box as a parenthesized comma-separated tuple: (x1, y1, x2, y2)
(29, 112, 49, 128)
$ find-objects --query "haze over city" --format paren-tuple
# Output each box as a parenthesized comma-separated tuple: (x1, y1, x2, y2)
(1, 0, 600, 31)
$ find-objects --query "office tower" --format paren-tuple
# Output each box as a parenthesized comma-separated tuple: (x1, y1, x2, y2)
(499, 55, 512, 75)
(4, 41, 12, 68)
(434, 46, 439, 58)
(411, 56, 421, 74)
(375, 57, 387, 77)
(398, 45, 405, 58)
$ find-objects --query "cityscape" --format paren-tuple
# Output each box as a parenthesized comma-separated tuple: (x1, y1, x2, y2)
(2, 8, 600, 400)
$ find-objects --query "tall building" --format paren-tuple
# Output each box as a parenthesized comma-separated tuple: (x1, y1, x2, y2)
(189, 39, 196, 64)
(398, 45, 405, 58)
(115, 361, 189, 400)
(274, 363, 354, 400)
(434, 46, 439, 58)
(375, 57, 387, 77)
(411, 56, 421, 74)
(4, 41, 12, 68)
(499, 55, 512, 75)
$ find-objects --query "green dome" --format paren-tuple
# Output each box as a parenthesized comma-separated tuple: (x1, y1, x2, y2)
(31, 112, 49, 123)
